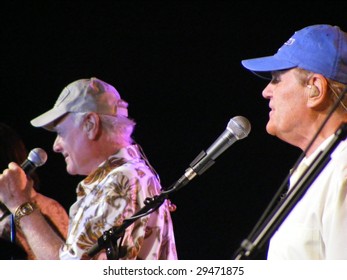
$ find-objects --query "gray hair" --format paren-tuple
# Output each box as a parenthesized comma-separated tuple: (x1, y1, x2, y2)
(72, 112, 136, 144)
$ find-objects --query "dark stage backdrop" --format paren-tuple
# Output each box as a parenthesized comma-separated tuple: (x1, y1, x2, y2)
(2, 1, 346, 259)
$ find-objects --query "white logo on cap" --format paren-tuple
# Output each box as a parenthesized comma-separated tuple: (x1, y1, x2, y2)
(284, 38, 295, 46)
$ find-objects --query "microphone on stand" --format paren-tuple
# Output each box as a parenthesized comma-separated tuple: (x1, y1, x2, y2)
(190, 116, 251, 176)
(168, 116, 251, 192)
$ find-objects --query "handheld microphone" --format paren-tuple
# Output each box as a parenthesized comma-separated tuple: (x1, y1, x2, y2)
(1, 148, 48, 239)
(21, 148, 48, 175)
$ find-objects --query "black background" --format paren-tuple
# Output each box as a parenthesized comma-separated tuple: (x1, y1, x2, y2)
(2, 1, 346, 259)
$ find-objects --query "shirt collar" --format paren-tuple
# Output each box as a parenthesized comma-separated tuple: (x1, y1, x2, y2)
(76, 144, 142, 196)
(302, 134, 347, 166)
(289, 134, 346, 188)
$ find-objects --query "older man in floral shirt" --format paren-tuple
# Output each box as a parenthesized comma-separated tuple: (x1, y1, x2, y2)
(0, 77, 177, 260)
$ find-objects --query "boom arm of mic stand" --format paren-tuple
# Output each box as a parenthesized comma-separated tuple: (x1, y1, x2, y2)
(234, 122, 347, 259)
(87, 147, 217, 259)
(87, 191, 167, 259)
(87, 171, 193, 259)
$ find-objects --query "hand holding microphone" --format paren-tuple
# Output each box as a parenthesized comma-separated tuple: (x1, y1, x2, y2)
(0, 148, 47, 212)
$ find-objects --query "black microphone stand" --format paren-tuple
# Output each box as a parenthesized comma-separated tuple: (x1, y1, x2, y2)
(233, 122, 347, 259)
(87, 151, 213, 259)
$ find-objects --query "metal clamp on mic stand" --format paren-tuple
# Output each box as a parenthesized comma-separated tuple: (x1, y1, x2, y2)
(233, 122, 347, 259)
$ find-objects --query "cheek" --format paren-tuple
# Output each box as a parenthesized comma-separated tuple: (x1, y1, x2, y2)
(277, 95, 302, 116)
(267, 101, 292, 131)
(70, 136, 89, 160)
(67, 130, 84, 147)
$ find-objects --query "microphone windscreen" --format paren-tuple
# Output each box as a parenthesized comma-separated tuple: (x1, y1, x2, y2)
(27, 148, 48, 167)
(228, 116, 251, 139)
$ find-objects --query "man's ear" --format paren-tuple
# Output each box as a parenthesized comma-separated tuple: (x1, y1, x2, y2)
(83, 112, 100, 139)
(307, 85, 319, 98)
(306, 74, 329, 109)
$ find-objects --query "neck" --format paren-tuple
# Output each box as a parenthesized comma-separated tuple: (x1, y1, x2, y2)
(302, 115, 347, 157)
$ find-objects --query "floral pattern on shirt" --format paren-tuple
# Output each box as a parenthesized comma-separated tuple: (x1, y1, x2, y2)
(59, 145, 177, 260)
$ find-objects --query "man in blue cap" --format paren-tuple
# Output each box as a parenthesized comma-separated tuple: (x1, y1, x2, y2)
(242, 24, 347, 259)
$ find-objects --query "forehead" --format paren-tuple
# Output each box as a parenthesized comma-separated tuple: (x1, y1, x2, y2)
(272, 68, 304, 81)
(52, 113, 73, 131)
(271, 69, 291, 77)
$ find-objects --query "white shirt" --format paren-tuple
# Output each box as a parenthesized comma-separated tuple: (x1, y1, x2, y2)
(267, 135, 347, 259)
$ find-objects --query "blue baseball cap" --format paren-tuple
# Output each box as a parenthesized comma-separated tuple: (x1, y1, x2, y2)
(241, 24, 347, 84)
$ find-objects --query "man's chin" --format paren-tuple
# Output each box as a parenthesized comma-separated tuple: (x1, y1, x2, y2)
(266, 124, 276, 136)
(66, 166, 77, 175)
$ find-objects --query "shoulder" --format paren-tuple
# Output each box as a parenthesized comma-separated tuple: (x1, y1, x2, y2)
(331, 140, 347, 173)
(33, 193, 67, 217)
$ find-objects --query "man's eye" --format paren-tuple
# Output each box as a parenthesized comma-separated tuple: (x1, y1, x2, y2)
(271, 76, 280, 84)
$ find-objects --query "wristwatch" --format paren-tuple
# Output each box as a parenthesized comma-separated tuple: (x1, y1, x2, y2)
(14, 202, 37, 229)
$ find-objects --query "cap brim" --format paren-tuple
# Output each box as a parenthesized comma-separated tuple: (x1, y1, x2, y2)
(30, 107, 68, 131)
(241, 55, 296, 73)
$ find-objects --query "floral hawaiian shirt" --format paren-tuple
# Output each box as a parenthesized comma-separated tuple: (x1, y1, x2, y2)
(59, 145, 177, 260)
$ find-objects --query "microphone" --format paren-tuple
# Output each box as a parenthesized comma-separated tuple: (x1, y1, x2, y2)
(189, 116, 251, 176)
(21, 148, 48, 176)
(170, 116, 251, 191)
